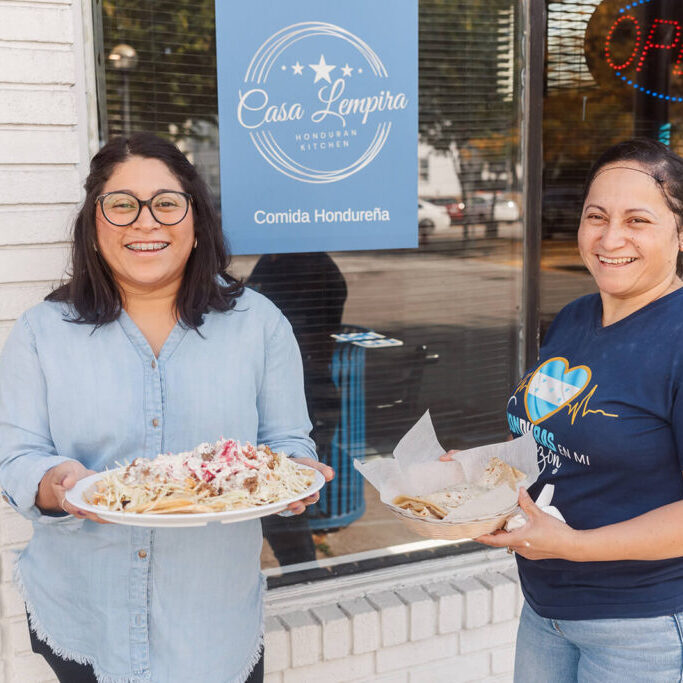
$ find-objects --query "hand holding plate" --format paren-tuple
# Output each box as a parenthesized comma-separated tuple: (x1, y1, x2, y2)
(286, 458, 335, 514)
(37, 461, 111, 524)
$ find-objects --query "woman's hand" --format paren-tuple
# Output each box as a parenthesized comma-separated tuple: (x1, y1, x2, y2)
(439, 450, 460, 462)
(287, 458, 335, 515)
(474, 488, 580, 560)
(36, 461, 110, 524)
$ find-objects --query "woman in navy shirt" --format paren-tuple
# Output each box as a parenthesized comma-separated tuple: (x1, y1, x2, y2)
(480, 139, 683, 681)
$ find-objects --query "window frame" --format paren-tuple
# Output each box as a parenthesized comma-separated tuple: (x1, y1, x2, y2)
(87, 0, 542, 582)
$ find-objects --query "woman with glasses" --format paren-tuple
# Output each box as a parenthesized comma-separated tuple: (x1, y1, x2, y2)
(0, 132, 333, 683)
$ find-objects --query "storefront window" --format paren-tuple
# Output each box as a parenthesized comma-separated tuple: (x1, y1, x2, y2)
(95, 0, 525, 575)
(541, 0, 683, 336)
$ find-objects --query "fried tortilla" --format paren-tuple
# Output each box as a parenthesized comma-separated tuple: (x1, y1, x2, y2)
(393, 456, 526, 521)
(393, 495, 449, 520)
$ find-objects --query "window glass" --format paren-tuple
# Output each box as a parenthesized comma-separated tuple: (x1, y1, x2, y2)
(97, 0, 524, 573)
(541, 0, 683, 336)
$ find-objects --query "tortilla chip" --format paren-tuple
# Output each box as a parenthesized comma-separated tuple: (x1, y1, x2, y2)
(480, 456, 525, 490)
(134, 498, 198, 513)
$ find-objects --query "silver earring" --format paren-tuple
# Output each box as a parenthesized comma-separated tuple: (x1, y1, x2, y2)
(93, 242, 98, 253)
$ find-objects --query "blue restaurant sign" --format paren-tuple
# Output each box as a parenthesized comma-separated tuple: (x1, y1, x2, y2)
(215, 0, 418, 254)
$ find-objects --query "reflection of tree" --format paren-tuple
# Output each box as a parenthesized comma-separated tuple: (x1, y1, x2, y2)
(542, 0, 683, 237)
(418, 0, 520, 209)
(101, 0, 217, 140)
(541, 86, 634, 237)
(544, 89, 632, 181)
(100, 0, 523, 176)
(467, 131, 520, 233)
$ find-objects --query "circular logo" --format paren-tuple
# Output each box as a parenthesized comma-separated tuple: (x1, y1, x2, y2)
(236, 22, 408, 184)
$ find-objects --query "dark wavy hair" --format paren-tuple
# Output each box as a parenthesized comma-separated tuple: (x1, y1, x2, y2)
(583, 137, 683, 275)
(47, 133, 244, 328)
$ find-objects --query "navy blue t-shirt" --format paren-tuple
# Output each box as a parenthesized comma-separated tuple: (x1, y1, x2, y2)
(507, 289, 683, 619)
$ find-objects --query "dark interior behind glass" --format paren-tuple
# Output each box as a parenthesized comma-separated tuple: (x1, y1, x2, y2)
(96, 0, 524, 574)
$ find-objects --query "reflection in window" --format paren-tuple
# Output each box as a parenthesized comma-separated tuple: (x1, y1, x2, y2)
(539, 0, 683, 337)
(419, 157, 429, 182)
(97, 0, 525, 573)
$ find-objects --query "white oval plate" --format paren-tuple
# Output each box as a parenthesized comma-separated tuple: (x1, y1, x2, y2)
(65, 464, 326, 527)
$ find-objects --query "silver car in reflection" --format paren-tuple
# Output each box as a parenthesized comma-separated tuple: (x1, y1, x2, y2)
(418, 199, 451, 238)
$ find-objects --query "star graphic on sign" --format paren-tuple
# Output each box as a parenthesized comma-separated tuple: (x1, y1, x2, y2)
(341, 63, 353, 77)
(292, 61, 304, 75)
(309, 54, 335, 83)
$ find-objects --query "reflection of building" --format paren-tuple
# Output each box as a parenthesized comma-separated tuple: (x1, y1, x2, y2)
(3, 0, 676, 680)
(418, 142, 462, 198)
(175, 120, 221, 198)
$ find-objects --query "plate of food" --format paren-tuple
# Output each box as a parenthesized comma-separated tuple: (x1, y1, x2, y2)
(392, 457, 524, 520)
(65, 438, 325, 527)
(354, 413, 539, 541)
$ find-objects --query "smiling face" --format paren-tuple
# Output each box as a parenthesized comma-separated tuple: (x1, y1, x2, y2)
(95, 155, 195, 298)
(578, 162, 683, 309)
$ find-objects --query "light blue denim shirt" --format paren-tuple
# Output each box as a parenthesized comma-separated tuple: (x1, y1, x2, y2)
(0, 289, 316, 683)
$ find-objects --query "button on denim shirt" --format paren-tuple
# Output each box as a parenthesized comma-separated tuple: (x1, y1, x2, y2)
(0, 290, 316, 683)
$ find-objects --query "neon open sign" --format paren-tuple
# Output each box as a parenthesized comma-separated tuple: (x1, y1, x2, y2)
(585, 0, 683, 101)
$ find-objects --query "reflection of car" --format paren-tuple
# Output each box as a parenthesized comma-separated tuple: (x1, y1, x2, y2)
(542, 186, 582, 239)
(494, 197, 521, 222)
(418, 199, 451, 237)
(463, 195, 490, 224)
(462, 194, 521, 224)
(425, 196, 465, 225)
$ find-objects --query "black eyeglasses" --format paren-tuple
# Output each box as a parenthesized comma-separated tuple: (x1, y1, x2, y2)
(96, 190, 192, 227)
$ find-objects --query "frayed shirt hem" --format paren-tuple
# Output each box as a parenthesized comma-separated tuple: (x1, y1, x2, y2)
(233, 572, 267, 683)
(16, 561, 148, 682)
(15, 558, 266, 683)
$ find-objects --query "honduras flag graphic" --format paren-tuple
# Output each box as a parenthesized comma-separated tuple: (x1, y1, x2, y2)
(525, 357, 591, 424)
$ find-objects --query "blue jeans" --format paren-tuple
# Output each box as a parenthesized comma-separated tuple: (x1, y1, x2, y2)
(515, 602, 683, 682)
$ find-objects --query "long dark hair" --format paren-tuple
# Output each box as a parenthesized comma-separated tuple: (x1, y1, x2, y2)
(583, 138, 683, 275)
(47, 133, 244, 328)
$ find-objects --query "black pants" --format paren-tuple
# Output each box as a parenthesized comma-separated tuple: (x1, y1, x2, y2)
(29, 625, 97, 683)
(261, 509, 317, 566)
(29, 623, 265, 683)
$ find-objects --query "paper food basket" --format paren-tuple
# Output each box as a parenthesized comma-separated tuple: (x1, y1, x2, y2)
(354, 412, 539, 540)
(390, 503, 521, 540)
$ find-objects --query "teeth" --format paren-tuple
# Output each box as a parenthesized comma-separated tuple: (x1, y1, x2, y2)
(125, 242, 169, 252)
(598, 256, 636, 265)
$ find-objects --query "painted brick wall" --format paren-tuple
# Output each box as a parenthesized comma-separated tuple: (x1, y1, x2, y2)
(0, 1, 90, 680)
(263, 566, 521, 683)
(0, 0, 93, 349)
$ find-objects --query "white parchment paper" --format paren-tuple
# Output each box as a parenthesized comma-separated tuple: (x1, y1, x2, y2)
(354, 411, 540, 521)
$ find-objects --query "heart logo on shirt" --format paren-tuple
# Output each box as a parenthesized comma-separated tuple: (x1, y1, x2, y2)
(524, 357, 591, 424)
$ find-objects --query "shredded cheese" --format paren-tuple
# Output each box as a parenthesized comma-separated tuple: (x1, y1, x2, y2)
(88, 439, 316, 514)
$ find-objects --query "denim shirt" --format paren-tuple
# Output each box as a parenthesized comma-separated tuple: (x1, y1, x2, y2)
(0, 289, 316, 683)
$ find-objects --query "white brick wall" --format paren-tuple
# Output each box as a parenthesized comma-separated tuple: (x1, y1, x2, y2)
(264, 562, 522, 682)
(0, 1, 92, 680)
